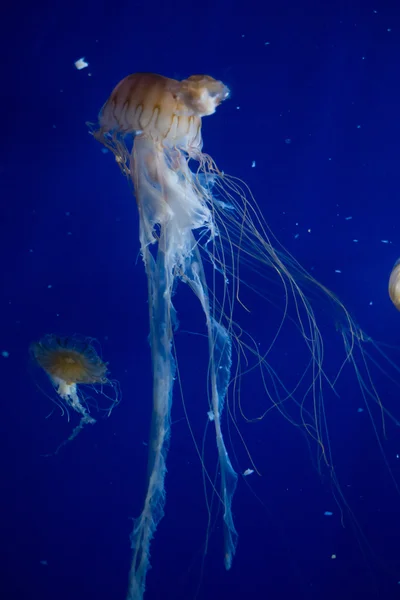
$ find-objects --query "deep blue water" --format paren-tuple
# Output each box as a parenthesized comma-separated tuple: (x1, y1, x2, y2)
(2, 1, 400, 599)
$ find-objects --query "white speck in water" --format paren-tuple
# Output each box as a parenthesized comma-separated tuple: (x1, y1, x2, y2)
(74, 57, 89, 70)
(243, 469, 254, 476)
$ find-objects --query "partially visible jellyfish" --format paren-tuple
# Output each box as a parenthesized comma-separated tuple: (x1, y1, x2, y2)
(31, 334, 119, 453)
(90, 73, 400, 599)
(389, 258, 400, 310)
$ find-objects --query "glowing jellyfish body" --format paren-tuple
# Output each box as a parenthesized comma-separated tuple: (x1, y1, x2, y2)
(92, 73, 400, 599)
(31, 334, 118, 451)
(94, 74, 235, 599)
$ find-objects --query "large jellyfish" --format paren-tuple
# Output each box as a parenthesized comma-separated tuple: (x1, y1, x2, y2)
(91, 73, 399, 599)
(31, 333, 119, 452)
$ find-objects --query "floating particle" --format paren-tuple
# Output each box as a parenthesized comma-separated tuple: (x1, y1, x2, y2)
(74, 57, 89, 70)
(356, 125, 361, 129)
(101, 148, 109, 154)
(65, 211, 70, 216)
(387, 28, 392, 32)
(361, 56, 366, 60)
(345, 216, 352, 220)
(47, 284, 52, 289)
(335, 270, 342, 274)
(294, 233, 300, 239)
(243, 469, 254, 477)
(331, 554, 337, 559)
(264, 41, 270, 45)
(324, 511, 333, 516)
(369, 301, 373, 306)
(236, 106, 240, 110)
(381, 240, 390, 244)
(251, 160, 256, 168)
(328, 157, 332, 161)
(353, 239, 358, 243)
(29, 249, 33, 253)
(357, 408, 364, 413)
(40, 560, 48, 566)
(285, 138, 292, 144)
(307, 228, 311, 233)
(396, 454, 399, 459)
(1, 351, 9, 358)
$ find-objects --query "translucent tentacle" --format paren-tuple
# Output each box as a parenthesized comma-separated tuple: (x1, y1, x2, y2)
(184, 245, 238, 569)
(127, 244, 175, 600)
(127, 135, 238, 599)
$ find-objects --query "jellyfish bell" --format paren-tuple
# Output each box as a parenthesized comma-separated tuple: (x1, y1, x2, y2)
(389, 258, 400, 310)
(31, 334, 119, 453)
(94, 73, 229, 151)
(31, 335, 109, 384)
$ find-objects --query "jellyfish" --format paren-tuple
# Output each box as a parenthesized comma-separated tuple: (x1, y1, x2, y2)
(91, 73, 400, 599)
(31, 334, 119, 453)
(389, 258, 400, 310)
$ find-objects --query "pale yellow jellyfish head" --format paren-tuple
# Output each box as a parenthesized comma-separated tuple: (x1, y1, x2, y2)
(389, 259, 400, 310)
(30, 334, 108, 387)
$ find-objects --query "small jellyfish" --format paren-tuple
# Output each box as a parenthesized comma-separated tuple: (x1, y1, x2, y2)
(389, 259, 400, 310)
(31, 334, 119, 453)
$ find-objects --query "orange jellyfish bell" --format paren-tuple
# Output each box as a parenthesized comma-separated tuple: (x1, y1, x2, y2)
(31, 334, 108, 386)
(95, 72, 229, 149)
(389, 259, 400, 310)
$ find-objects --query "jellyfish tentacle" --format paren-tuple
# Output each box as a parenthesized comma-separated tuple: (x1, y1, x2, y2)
(126, 128, 238, 597)
(127, 244, 175, 600)
(184, 244, 238, 568)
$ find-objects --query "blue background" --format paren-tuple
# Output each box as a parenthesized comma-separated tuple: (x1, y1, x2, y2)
(1, 1, 400, 598)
